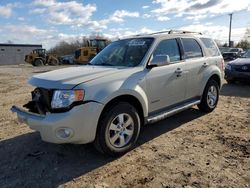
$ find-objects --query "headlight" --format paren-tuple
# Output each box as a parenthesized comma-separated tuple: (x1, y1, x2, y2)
(225, 64, 232, 71)
(51, 90, 84, 109)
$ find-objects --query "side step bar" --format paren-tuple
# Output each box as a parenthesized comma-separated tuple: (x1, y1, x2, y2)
(146, 100, 200, 124)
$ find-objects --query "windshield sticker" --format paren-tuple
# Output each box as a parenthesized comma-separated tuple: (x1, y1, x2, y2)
(128, 40, 146, 46)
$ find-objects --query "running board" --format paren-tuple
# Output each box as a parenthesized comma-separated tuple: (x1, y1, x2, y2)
(146, 100, 200, 124)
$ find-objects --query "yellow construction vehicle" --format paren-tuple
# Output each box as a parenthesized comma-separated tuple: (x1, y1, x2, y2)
(25, 49, 59, 66)
(74, 38, 109, 64)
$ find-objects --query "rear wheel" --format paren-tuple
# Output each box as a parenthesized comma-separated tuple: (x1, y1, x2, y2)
(94, 102, 141, 157)
(33, 59, 44, 66)
(198, 79, 219, 112)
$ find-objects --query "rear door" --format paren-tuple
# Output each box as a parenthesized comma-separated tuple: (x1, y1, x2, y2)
(146, 38, 188, 113)
(200, 37, 223, 72)
(181, 37, 206, 99)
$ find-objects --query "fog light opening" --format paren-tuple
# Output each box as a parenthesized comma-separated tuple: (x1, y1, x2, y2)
(56, 128, 73, 139)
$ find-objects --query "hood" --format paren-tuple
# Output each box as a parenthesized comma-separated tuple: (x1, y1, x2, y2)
(29, 66, 127, 89)
(229, 58, 250, 65)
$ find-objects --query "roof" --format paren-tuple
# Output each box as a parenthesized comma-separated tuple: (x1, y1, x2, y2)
(0, 43, 42, 48)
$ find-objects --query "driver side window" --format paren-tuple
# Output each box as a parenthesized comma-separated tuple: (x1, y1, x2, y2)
(153, 39, 181, 63)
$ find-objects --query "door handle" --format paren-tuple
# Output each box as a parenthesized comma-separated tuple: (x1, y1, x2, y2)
(175, 68, 183, 74)
(203, 62, 209, 67)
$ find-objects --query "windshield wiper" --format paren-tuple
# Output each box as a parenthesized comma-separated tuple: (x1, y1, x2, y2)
(96, 62, 114, 66)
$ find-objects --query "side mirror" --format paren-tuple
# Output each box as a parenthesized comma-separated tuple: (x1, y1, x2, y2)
(147, 55, 170, 68)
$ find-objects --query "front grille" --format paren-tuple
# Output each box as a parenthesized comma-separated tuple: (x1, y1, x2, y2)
(234, 64, 250, 72)
(24, 88, 53, 115)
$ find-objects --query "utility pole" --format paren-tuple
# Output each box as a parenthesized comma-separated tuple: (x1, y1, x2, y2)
(229, 13, 233, 47)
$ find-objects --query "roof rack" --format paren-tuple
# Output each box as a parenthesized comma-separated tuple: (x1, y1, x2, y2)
(167, 30, 202, 35)
(121, 30, 202, 39)
(148, 30, 171, 35)
(148, 30, 202, 35)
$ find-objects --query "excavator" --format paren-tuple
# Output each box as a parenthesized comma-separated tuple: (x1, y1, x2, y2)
(25, 49, 59, 66)
(74, 38, 109, 64)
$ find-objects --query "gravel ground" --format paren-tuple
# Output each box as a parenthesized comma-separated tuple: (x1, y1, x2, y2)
(0, 65, 249, 188)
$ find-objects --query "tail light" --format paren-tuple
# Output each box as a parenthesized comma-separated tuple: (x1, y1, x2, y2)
(220, 58, 224, 70)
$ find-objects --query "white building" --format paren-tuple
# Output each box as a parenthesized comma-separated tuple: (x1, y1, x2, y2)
(0, 43, 42, 65)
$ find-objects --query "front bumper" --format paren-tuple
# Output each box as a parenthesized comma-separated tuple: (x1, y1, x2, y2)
(11, 102, 104, 144)
(224, 69, 250, 81)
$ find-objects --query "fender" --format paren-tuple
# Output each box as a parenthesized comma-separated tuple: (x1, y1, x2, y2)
(200, 65, 222, 95)
(99, 86, 149, 117)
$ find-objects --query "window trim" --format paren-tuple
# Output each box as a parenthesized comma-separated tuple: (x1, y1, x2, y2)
(180, 37, 204, 60)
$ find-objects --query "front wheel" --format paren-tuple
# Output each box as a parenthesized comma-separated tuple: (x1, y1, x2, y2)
(33, 59, 44, 66)
(94, 102, 141, 157)
(198, 79, 219, 112)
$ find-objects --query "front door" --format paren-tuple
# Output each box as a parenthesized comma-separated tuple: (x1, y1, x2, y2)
(145, 38, 188, 113)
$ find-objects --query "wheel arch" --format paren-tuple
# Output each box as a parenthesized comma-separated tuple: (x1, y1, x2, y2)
(34, 57, 45, 63)
(208, 74, 221, 88)
(32, 58, 44, 66)
(200, 71, 222, 96)
(98, 94, 145, 127)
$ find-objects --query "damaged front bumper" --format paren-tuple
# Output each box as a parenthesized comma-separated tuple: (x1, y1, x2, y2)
(11, 102, 104, 144)
(11, 105, 45, 124)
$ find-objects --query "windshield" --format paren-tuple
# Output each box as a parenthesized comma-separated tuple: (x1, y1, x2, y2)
(90, 40, 106, 49)
(242, 50, 250, 58)
(90, 38, 154, 67)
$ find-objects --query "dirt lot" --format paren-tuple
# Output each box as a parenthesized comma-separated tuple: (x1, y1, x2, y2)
(0, 65, 249, 188)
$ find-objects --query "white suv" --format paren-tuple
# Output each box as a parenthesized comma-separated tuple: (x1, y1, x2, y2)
(12, 30, 224, 156)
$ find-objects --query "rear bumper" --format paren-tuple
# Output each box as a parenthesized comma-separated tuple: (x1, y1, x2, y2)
(224, 69, 250, 81)
(11, 102, 104, 144)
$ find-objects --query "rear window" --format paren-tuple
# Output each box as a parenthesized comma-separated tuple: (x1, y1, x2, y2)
(182, 38, 203, 59)
(200, 38, 220, 57)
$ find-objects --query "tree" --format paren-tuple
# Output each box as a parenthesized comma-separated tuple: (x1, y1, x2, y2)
(222, 43, 228, 47)
(243, 26, 250, 42)
(236, 40, 250, 50)
(48, 35, 110, 56)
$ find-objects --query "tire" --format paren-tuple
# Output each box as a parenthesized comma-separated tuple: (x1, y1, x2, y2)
(33, 59, 44, 66)
(94, 102, 141, 157)
(49, 59, 59, 66)
(198, 79, 219, 112)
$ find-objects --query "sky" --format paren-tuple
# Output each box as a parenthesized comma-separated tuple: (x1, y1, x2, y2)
(0, 0, 250, 49)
